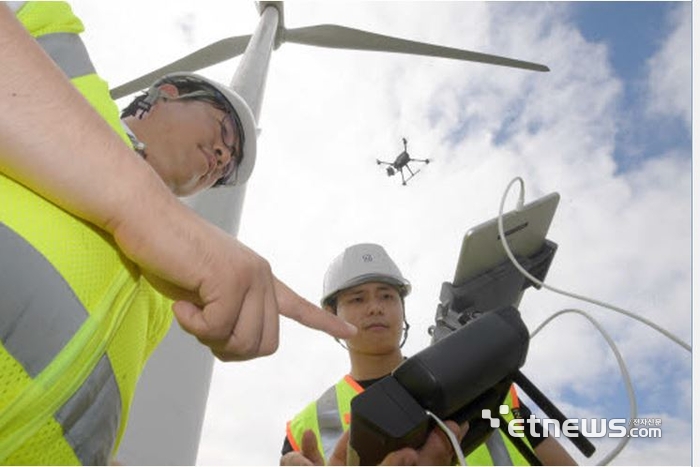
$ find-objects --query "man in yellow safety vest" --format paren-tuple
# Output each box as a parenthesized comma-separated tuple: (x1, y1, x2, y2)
(281, 243, 577, 465)
(0, 3, 354, 464)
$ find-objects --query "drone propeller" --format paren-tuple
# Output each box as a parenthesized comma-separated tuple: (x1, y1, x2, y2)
(110, 6, 549, 100)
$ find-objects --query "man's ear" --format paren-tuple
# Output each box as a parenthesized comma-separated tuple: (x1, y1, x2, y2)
(157, 83, 179, 99)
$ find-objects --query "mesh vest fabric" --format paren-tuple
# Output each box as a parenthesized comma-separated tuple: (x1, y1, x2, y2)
(0, 2, 173, 464)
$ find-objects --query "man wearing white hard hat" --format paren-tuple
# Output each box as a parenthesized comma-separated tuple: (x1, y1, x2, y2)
(0, 4, 353, 464)
(281, 243, 462, 466)
(120, 72, 258, 195)
(280, 243, 576, 466)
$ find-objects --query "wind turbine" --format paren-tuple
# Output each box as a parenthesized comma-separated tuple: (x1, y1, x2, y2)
(114, 3, 549, 464)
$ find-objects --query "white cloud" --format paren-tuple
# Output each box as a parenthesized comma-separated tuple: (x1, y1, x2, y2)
(644, 2, 692, 131)
(202, 4, 691, 465)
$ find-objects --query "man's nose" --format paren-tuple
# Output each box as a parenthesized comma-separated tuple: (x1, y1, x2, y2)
(367, 299, 384, 315)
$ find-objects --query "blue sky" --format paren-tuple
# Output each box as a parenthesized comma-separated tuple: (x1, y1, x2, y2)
(72, 1, 692, 465)
(533, 1, 693, 443)
(575, 2, 671, 81)
(573, 2, 691, 171)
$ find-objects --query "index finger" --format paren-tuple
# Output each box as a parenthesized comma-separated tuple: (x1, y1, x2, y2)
(274, 277, 357, 339)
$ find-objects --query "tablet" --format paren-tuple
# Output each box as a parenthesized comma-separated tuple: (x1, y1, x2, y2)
(452, 192, 560, 286)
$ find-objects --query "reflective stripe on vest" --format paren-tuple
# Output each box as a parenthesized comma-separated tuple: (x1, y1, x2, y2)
(316, 385, 344, 461)
(0, 16, 124, 464)
(484, 430, 513, 465)
(0, 224, 123, 465)
(35, 32, 96, 79)
(316, 375, 364, 460)
(286, 375, 363, 463)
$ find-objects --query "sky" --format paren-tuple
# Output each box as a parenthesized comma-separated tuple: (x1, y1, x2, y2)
(70, 1, 692, 465)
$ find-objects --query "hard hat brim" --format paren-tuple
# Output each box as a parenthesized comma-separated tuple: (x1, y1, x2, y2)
(322, 273, 411, 306)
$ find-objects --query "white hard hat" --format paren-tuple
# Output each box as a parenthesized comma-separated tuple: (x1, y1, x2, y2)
(321, 243, 411, 307)
(147, 72, 257, 186)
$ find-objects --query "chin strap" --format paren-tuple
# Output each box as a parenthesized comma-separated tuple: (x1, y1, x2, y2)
(334, 336, 349, 351)
(120, 120, 147, 158)
(399, 319, 410, 348)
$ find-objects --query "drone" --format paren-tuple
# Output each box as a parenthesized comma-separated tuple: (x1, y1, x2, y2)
(376, 138, 431, 185)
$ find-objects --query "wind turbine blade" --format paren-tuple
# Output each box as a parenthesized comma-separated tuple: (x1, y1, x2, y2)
(110, 34, 252, 99)
(283, 25, 549, 72)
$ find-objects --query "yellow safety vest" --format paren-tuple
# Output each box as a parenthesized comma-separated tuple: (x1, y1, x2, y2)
(286, 375, 534, 465)
(0, 2, 172, 464)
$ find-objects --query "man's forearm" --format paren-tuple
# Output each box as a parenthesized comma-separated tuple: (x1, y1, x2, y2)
(0, 4, 356, 360)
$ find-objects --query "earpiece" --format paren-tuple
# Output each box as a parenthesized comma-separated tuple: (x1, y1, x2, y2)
(135, 85, 162, 119)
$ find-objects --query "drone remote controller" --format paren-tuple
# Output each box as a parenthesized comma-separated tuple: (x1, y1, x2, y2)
(348, 306, 530, 465)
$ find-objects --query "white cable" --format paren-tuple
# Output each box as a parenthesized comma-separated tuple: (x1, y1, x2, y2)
(496, 177, 683, 464)
(426, 410, 467, 466)
(530, 309, 637, 465)
(497, 177, 691, 352)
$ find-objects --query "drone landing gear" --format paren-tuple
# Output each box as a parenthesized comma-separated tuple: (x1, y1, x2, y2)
(400, 166, 416, 186)
(399, 161, 429, 185)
